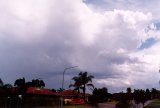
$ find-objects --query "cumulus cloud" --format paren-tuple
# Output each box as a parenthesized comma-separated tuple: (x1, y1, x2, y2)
(0, 0, 159, 91)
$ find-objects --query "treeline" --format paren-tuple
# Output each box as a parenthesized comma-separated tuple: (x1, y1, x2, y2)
(0, 77, 46, 95)
(89, 87, 112, 106)
(114, 88, 160, 108)
(88, 87, 160, 107)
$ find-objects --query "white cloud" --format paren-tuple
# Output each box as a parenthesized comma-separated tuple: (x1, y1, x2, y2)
(0, 0, 159, 91)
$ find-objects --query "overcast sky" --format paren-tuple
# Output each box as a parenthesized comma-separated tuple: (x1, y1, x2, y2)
(1, 0, 160, 93)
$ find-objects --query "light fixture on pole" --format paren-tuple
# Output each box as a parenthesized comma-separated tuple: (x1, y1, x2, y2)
(61, 66, 78, 107)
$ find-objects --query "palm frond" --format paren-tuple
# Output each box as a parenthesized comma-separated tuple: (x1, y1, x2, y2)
(79, 72, 83, 76)
(87, 83, 94, 88)
(69, 84, 74, 88)
(72, 76, 78, 80)
(89, 75, 94, 79)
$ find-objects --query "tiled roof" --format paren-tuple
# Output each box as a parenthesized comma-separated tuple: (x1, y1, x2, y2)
(26, 87, 54, 95)
(55, 89, 91, 97)
(55, 89, 78, 96)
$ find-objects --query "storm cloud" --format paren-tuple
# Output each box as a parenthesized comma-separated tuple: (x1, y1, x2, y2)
(0, 0, 160, 92)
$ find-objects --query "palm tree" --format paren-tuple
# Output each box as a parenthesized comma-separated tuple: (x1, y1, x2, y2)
(69, 75, 82, 96)
(70, 71, 94, 101)
(79, 72, 94, 101)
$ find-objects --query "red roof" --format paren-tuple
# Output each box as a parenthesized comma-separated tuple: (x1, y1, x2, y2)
(55, 89, 91, 97)
(26, 87, 54, 95)
(55, 89, 78, 96)
(70, 98, 85, 105)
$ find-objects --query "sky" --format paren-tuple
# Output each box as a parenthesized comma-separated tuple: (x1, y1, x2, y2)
(1, 0, 160, 93)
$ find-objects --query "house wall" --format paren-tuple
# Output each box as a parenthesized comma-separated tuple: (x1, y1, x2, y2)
(0, 93, 60, 108)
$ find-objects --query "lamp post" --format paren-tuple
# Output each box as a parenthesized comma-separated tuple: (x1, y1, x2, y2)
(61, 66, 78, 106)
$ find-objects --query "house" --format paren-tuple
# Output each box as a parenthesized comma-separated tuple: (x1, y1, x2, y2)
(0, 87, 60, 107)
(55, 89, 90, 105)
(26, 87, 54, 95)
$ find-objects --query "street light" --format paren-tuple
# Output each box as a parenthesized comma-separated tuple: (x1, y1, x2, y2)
(61, 66, 78, 106)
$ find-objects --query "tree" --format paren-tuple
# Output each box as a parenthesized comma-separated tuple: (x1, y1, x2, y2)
(126, 87, 133, 100)
(3, 84, 13, 95)
(145, 89, 151, 100)
(51, 88, 56, 92)
(69, 75, 82, 96)
(70, 71, 94, 101)
(92, 87, 109, 102)
(115, 90, 132, 108)
(14, 77, 26, 94)
(89, 87, 109, 106)
(25, 81, 33, 87)
(79, 72, 94, 101)
(3, 84, 12, 89)
(133, 89, 146, 106)
(127, 87, 131, 93)
(151, 88, 159, 99)
(26, 79, 45, 88)
(0, 78, 4, 87)
(57, 88, 65, 92)
(39, 80, 45, 87)
(36, 79, 45, 88)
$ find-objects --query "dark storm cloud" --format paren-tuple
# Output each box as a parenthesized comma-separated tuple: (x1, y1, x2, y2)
(0, 0, 159, 92)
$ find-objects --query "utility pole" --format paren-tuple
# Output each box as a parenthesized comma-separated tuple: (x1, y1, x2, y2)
(61, 66, 78, 107)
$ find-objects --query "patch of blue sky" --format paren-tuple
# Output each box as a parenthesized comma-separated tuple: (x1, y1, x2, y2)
(154, 22, 160, 30)
(139, 37, 159, 50)
(83, 0, 107, 7)
(83, 0, 105, 5)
